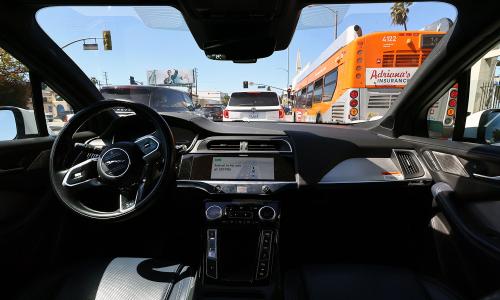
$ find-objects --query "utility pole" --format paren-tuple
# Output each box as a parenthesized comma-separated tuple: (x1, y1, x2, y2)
(103, 72, 109, 86)
(314, 5, 339, 40)
(287, 48, 290, 89)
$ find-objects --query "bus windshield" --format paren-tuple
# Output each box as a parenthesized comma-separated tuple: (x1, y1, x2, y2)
(36, 2, 457, 124)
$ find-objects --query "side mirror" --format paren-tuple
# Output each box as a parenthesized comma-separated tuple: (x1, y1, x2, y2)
(465, 109, 500, 145)
(0, 107, 39, 141)
(482, 110, 500, 145)
(0, 109, 18, 141)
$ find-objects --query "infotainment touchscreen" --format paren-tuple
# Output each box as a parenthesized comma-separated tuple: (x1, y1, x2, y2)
(211, 157, 274, 180)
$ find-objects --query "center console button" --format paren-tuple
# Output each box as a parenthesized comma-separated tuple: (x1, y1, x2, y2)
(258, 206, 276, 221)
(206, 205, 223, 220)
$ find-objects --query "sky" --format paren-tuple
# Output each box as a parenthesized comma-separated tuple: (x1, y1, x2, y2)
(36, 2, 457, 95)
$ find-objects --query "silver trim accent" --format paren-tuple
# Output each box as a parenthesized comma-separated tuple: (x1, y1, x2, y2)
(135, 134, 160, 160)
(473, 173, 500, 181)
(258, 206, 276, 221)
(432, 151, 469, 177)
(205, 205, 223, 220)
(62, 158, 98, 187)
(177, 180, 296, 194)
(206, 229, 218, 279)
(319, 150, 431, 184)
(99, 148, 131, 178)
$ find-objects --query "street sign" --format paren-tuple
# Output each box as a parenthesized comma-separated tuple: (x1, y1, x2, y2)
(83, 43, 98, 50)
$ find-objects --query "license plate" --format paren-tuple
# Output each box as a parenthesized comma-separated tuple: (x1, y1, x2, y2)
(248, 112, 259, 119)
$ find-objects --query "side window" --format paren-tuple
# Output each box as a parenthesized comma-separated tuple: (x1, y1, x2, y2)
(42, 84, 74, 135)
(306, 84, 313, 108)
(313, 78, 323, 104)
(323, 69, 338, 102)
(427, 41, 500, 145)
(463, 41, 500, 145)
(0, 47, 37, 141)
(426, 84, 458, 140)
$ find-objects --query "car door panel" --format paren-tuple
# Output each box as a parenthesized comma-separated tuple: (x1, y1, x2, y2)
(400, 135, 500, 296)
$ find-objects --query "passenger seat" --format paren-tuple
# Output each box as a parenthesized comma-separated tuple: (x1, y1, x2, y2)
(284, 265, 463, 300)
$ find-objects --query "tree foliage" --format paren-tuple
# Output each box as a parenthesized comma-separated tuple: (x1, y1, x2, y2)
(0, 48, 31, 107)
(390, 2, 413, 31)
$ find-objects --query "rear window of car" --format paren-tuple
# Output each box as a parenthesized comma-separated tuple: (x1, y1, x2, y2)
(203, 107, 222, 112)
(101, 87, 151, 105)
(229, 92, 279, 107)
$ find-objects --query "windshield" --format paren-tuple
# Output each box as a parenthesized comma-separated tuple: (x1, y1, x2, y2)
(229, 92, 280, 107)
(36, 3, 456, 123)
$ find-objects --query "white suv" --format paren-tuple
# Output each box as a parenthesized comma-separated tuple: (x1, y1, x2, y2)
(223, 91, 284, 122)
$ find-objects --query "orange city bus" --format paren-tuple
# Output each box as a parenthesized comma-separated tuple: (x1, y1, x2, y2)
(291, 24, 447, 123)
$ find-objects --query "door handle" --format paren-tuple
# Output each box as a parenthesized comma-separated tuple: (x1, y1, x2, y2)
(473, 173, 500, 181)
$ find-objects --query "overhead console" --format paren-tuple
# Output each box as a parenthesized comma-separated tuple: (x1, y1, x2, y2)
(177, 136, 297, 195)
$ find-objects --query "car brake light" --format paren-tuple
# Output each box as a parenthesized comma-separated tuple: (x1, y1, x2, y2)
(448, 99, 457, 107)
(350, 90, 359, 99)
(449, 89, 458, 99)
(223, 109, 229, 118)
(279, 108, 285, 119)
(349, 99, 359, 107)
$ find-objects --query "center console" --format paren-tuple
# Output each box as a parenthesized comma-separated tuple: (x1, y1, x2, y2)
(177, 136, 295, 299)
(203, 200, 280, 284)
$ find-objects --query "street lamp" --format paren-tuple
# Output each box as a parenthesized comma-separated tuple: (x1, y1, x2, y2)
(311, 5, 339, 40)
(276, 47, 291, 90)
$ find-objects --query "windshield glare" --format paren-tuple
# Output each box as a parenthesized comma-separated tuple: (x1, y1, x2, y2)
(36, 3, 457, 123)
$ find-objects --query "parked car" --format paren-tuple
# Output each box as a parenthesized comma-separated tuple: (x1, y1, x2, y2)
(101, 85, 195, 114)
(201, 106, 223, 121)
(223, 91, 284, 122)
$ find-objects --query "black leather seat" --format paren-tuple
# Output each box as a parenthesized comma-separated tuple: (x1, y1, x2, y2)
(17, 258, 196, 300)
(284, 265, 463, 300)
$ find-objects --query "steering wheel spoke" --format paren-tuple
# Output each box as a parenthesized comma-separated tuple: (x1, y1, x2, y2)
(119, 182, 145, 212)
(62, 158, 102, 191)
(135, 134, 161, 163)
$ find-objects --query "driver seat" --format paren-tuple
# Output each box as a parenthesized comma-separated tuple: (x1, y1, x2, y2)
(17, 258, 196, 300)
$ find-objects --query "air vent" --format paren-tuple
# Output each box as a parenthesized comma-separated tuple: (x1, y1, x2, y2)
(201, 139, 291, 152)
(395, 151, 425, 179)
(247, 140, 279, 151)
(206, 140, 241, 151)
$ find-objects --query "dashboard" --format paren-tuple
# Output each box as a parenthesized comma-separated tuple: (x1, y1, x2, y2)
(95, 112, 433, 196)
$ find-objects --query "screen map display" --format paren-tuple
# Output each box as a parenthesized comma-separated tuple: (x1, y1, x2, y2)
(211, 157, 274, 180)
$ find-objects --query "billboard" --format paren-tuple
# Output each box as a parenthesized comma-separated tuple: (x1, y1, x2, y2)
(147, 69, 194, 85)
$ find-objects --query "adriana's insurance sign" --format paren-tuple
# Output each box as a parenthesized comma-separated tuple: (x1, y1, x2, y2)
(365, 67, 418, 86)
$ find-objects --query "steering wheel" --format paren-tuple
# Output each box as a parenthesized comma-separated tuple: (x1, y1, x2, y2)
(50, 100, 175, 220)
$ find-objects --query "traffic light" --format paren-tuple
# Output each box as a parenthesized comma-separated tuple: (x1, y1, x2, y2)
(102, 30, 112, 50)
(287, 87, 291, 99)
(243, 81, 249, 88)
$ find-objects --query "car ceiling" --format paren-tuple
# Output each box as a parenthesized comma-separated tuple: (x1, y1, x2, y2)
(1, 0, 499, 137)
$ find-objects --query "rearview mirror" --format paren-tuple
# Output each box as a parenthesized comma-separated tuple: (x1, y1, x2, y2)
(0, 109, 19, 141)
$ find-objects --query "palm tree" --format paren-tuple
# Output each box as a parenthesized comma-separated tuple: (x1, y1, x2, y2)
(390, 2, 413, 31)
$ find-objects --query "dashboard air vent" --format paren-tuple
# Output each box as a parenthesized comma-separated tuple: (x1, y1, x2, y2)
(201, 139, 291, 152)
(395, 151, 424, 179)
(247, 140, 281, 151)
(206, 140, 241, 151)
